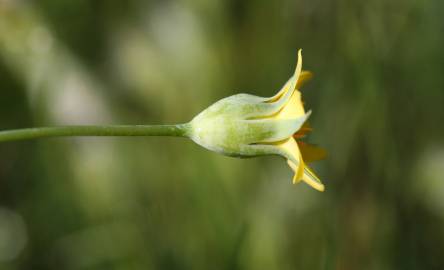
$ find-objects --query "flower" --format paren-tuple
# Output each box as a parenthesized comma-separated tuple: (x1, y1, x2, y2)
(189, 50, 326, 191)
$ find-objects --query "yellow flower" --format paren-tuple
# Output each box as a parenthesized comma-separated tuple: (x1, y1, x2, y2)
(267, 50, 326, 191)
(189, 50, 326, 191)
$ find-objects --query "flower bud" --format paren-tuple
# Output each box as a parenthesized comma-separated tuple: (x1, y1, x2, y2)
(188, 50, 326, 191)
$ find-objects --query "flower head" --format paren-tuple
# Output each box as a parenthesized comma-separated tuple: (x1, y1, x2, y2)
(189, 50, 326, 191)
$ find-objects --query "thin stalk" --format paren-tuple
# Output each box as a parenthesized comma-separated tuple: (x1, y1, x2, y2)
(0, 123, 190, 142)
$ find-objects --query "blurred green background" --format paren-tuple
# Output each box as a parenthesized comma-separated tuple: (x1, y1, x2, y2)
(1, 0, 444, 269)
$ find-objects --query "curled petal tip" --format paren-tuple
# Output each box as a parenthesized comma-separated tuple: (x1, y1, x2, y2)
(292, 176, 302, 185)
(302, 168, 325, 192)
(297, 49, 303, 63)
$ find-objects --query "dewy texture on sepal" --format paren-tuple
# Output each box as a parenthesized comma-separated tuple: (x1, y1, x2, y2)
(189, 49, 326, 191)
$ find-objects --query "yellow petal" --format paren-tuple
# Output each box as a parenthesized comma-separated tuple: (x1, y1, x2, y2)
(274, 90, 305, 119)
(296, 70, 313, 89)
(269, 77, 292, 103)
(297, 141, 327, 163)
(302, 166, 325, 192)
(279, 138, 304, 182)
(271, 51, 308, 120)
(279, 137, 324, 191)
(269, 70, 311, 104)
(268, 49, 304, 102)
(293, 49, 303, 90)
(289, 161, 325, 191)
(287, 158, 304, 184)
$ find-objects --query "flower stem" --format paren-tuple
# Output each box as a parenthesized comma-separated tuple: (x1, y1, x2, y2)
(0, 124, 190, 142)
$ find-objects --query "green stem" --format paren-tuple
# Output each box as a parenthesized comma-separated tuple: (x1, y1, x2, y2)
(0, 123, 190, 142)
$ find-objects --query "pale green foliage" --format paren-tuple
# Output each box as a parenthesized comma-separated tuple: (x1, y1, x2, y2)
(189, 93, 310, 157)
